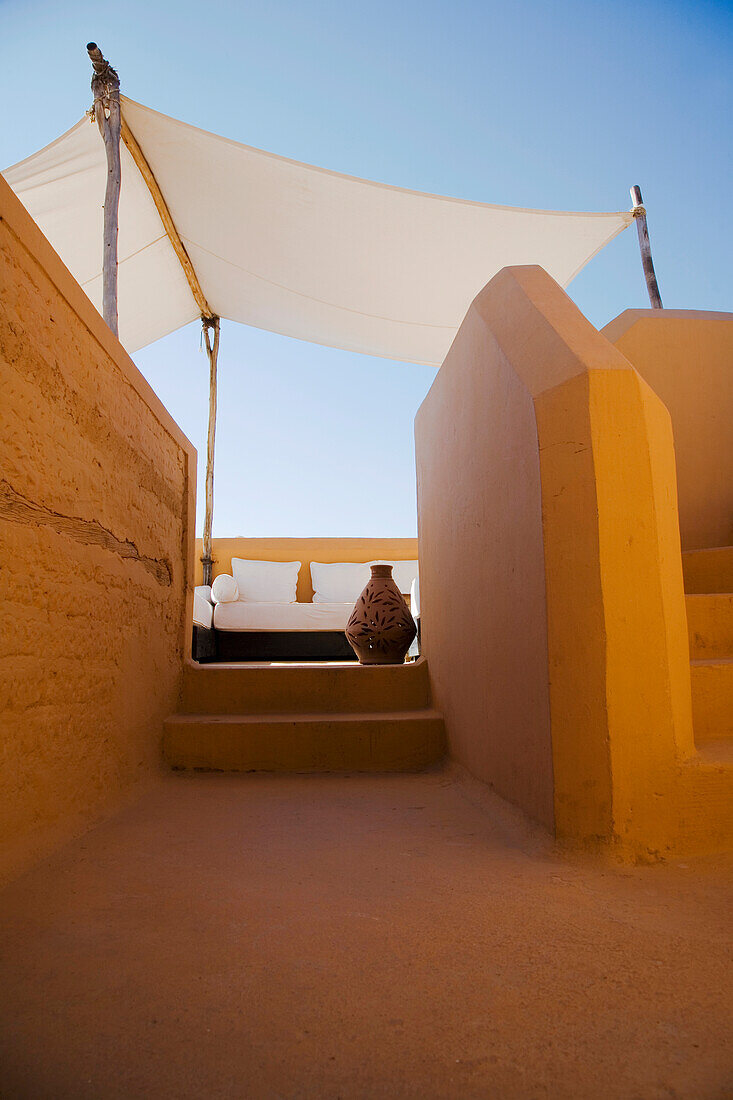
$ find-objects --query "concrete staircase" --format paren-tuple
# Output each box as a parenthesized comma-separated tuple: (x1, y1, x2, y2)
(164, 656, 446, 772)
(684, 547, 733, 760)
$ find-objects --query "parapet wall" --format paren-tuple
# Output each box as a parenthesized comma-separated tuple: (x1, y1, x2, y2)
(602, 310, 733, 552)
(414, 294, 555, 828)
(196, 537, 418, 602)
(416, 266, 702, 856)
(0, 175, 196, 884)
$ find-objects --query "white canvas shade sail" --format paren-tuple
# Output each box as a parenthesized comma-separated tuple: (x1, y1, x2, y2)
(3, 97, 633, 365)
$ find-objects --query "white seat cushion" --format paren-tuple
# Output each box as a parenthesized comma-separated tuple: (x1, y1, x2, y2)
(214, 601, 353, 632)
(193, 591, 213, 629)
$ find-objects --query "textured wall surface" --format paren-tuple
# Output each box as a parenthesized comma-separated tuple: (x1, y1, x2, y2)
(603, 310, 733, 552)
(0, 175, 196, 883)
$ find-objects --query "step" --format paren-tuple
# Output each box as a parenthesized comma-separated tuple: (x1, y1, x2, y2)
(164, 710, 446, 773)
(695, 739, 733, 766)
(691, 658, 733, 744)
(181, 656, 432, 716)
(682, 546, 733, 594)
(686, 594, 733, 659)
(676, 746, 733, 855)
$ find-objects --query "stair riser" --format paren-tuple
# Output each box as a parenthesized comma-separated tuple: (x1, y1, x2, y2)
(164, 717, 446, 773)
(182, 660, 431, 715)
(687, 595, 733, 660)
(683, 547, 733, 595)
(691, 662, 733, 743)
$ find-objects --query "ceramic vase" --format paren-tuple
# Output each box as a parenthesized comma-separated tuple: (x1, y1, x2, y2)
(345, 564, 416, 665)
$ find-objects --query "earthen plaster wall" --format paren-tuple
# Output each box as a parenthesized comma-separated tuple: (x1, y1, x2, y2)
(0, 175, 196, 884)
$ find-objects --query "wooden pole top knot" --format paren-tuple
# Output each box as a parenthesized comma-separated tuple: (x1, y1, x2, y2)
(629, 184, 646, 217)
(86, 43, 120, 100)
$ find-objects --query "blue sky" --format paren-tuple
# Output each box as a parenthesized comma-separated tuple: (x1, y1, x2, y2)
(1, 0, 731, 536)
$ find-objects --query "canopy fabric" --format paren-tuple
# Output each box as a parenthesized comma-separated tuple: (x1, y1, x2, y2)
(3, 97, 633, 365)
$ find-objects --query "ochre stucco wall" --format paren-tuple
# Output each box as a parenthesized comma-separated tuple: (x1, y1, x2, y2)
(602, 310, 733, 552)
(196, 537, 418, 600)
(416, 266, 731, 858)
(0, 175, 196, 884)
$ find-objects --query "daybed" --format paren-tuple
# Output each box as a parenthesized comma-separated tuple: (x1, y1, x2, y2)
(192, 557, 419, 663)
(192, 585, 216, 662)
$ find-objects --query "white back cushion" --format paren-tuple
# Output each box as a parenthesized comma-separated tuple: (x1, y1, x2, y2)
(311, 561, 372, 604)
(410, 575, 420, 617)
(378, 559, 418, 595)
(311, 560, 419, 602)
(231, 558, 301, 603)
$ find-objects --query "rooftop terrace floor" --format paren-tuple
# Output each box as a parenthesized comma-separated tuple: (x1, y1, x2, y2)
(1, 768, 731, 1098)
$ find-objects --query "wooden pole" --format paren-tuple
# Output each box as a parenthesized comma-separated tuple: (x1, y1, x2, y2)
(86, 62, 220, 584)
(201, 317, 220, 587)
(87, 43, 121, 336)
(630, 185, 663, 309)
(118, 117, 213, 318)
(110, 98, 221, 584)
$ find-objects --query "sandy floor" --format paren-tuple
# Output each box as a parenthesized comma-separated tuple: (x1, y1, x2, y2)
(0, 768, 731, 1099)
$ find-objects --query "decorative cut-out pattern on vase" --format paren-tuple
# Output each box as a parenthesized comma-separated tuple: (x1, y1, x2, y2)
(345, 564, 416, 665)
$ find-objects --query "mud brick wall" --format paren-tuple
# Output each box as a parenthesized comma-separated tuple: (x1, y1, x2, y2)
(0, 175, 196, 883)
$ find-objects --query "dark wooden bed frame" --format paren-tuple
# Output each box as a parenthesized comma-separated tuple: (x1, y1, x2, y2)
(192, 624, 217, 662)
(192, 625, 357, 663)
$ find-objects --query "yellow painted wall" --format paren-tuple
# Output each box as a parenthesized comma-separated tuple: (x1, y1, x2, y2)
(0, 175, 196, 884)
(196, 537, 418, 600)
(416, 265, 732, 858)
(602, 310, 733, 552)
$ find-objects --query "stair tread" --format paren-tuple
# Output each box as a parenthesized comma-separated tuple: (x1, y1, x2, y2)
(186, 658, 426, 674)
(690, 657, 733, 668)
(167, 709, 443, 724)
(694, 739, 733, 765)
